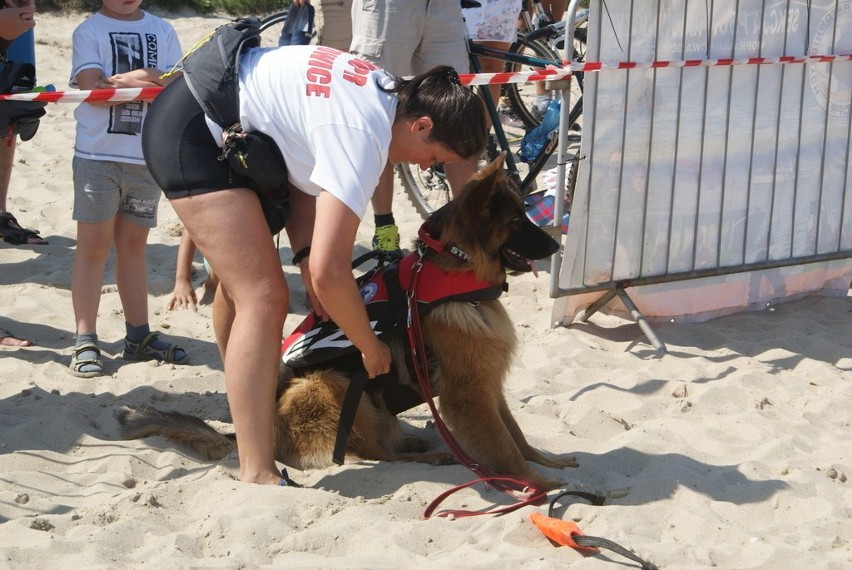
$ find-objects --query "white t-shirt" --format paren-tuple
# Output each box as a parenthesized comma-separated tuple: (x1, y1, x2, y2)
(237, 45, 398, 219)
(70, 11, 182, 164)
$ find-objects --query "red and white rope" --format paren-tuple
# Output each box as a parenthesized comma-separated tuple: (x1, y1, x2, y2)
(1, 53, 848, 102)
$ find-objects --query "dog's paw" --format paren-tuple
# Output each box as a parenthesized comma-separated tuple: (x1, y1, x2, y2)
(540, 477, 568, 491)
(532, 454, 579, 469)
(429, 452, 456, 466)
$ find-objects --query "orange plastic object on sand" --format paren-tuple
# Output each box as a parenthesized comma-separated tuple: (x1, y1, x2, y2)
(529, 512, 600, 553)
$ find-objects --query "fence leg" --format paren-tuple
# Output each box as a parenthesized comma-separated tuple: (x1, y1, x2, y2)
(578, 289, 618, 321)
(615, 287, 667, 354)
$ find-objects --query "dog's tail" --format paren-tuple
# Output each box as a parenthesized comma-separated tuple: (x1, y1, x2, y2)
(117, 406, 236, 460)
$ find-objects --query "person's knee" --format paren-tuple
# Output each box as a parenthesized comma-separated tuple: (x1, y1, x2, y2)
(264, 282, 289, 316)
(74, 244, 110, 266)
(119, 231, 151, 251)
(238, 278, 289, 321)
(75, 228, 113, 262)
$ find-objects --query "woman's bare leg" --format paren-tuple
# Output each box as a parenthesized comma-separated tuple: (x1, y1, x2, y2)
(171, 188, 288, 485)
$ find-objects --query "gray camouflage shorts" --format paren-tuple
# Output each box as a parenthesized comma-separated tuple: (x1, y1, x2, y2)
(72, 156, 160, 228)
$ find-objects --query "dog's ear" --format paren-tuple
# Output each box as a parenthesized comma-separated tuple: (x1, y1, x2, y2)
(466, 153, 507, 204)
(479, 153, 506, 187)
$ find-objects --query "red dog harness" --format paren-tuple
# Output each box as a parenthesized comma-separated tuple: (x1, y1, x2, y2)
(281, 227, 504, 373)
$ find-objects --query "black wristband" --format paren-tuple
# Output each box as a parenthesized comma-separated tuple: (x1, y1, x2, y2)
(292, 246, 311, 265)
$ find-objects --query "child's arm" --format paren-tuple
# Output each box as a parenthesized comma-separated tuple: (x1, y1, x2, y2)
(75, 68, 180, 107)
(74, 68, 119, 108)
(167, 231, 199, 311)
(99, 68, 182, 89)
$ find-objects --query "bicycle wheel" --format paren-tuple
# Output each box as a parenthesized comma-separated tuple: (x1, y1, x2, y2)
(397, 163, 451, 218)
(505, 30, 585, 131)
(502, 35, 560, 130)
(258, 11, 288, 47)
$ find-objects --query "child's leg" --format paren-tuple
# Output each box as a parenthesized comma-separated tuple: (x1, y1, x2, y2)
(114, 163, 187, 363)
(71, 221, 114, 334)
(71, 157, 123, 336)
(113, 216, 151, 327)
(70, 219, 114, 377)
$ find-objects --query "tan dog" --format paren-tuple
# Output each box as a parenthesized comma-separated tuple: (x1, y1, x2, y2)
(119, 157, 577, 490)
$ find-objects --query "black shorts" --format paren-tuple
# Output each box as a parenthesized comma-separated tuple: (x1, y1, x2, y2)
(142, 76, 288, 233)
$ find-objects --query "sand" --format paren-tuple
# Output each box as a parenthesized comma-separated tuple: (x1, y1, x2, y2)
(0, 9, 850, 569)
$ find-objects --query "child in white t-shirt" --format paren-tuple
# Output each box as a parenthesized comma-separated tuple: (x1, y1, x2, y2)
(68, 0, 186, 377)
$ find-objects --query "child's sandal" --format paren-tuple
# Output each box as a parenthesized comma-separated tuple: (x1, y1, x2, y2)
(69, 343, 104, 378)
(122, 332, 188, 364)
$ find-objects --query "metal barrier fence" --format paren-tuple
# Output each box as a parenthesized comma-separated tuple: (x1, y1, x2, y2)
(551, 0, 852, 351)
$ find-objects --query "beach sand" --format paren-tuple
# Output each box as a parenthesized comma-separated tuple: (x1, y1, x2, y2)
(0, 10, 850, 569)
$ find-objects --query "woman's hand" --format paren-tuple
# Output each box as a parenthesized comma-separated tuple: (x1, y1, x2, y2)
(361, 338, 392, 379)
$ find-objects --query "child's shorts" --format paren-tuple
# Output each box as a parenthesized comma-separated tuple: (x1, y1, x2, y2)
(72, 157, 160, 228)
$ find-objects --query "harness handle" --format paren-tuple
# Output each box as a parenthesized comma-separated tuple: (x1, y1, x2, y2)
(529, 490, 659, 569)
(331, 369, 368, 465)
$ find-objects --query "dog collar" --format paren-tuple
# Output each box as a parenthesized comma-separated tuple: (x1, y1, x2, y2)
(417, 222, 471, 263)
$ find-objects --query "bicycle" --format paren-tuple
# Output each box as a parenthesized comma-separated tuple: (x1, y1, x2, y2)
(396, 10, 586, 217)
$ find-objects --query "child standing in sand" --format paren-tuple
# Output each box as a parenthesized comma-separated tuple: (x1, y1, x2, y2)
(68, 0, 186, 377)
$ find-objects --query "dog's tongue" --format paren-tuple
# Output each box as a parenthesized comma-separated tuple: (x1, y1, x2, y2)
(530, 260, 539, 278)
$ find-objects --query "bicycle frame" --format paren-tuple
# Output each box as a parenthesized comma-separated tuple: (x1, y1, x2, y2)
(467, 41, 562, 193)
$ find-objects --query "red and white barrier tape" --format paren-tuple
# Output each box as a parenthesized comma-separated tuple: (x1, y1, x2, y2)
(459, 53, 851, 85)
(0, 86, 163, 103)
(1, 53, 848, 102)
(570, 53, 852, 73)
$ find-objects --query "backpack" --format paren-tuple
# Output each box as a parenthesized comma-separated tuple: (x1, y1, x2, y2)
(0, 59, 47, 141)
(176, 16, 261, 128)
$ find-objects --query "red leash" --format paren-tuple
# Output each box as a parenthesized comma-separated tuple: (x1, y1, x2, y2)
(404, 250, 547, 519)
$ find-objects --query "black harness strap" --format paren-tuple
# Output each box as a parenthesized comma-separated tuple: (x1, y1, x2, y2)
(332, 256, 408, 465)
(332, 369, 368, 465)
